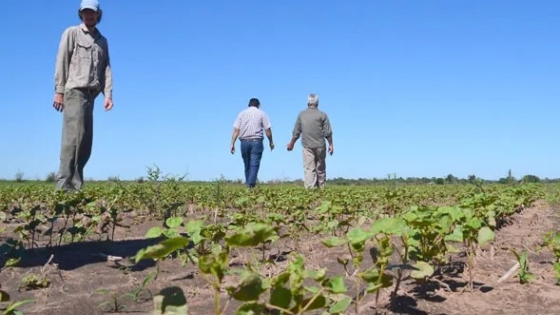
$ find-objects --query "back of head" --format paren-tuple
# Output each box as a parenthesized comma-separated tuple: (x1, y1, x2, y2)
(248, 98, 260, 108)
(307, 94, 319, 107)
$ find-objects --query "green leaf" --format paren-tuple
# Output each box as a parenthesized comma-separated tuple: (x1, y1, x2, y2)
(410, 261, 434, 279)
(230, 272, 267, 302)
(370, 217, 407, 236)
(135, 236, 190, 262)
(321, 237, 347, 248)
(304, 286, 320, 294)
(270, 287, 292, 309)
(4, 299, 34, 313)
(225, 222, 276, 247)
(271, 271, 290, 288)
(5, 257, 20, 268)
(437, 206, 464, 221)
(315, 200, 332, 213)
(465, 217, 483, 230)
(365, 282, 384, 293)
(347, 227, 372, 246)
(290, 294, 327, 313)
(360, 268, 393, 288)
(444, 225, 464, 242)
(304, 269, 326, 281)
(191, 233, 204, 245)
(185, 220, 203, 234)
(145, 227, 164, 238)
(486, 211, 497, 228)
(446, 244, 461, 253)
(234, 196, 250, 208)
(477, 226, 495, 247)
(329, 296, 352, 314)
(235, 302, 266, 315)
(166, 217, 183, 229)
(198, 245, 228, 282)
(327, 276, 347, 294)
(162, 229, 179, 238)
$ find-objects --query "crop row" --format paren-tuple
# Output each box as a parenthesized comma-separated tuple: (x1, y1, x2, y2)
(0, 181, 553, 314)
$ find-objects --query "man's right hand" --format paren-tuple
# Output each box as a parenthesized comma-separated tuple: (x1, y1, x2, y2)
(53, 93, 64, 112)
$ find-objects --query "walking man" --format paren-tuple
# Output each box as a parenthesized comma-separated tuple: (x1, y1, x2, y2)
(286, 94, 334, 189)
(53, 0, 113, 191)
(230, 98, 274, 188)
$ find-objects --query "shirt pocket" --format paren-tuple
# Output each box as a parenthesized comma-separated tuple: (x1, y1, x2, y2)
(74, 41, 93, 62)
(69, 41, 94, 83)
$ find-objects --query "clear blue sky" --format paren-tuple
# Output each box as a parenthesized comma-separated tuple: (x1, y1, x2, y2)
(1, 0, 559, 182)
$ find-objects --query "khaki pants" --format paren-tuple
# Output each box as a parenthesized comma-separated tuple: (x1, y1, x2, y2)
(302, 146, 326, 189)
(56, 88, 97, 191)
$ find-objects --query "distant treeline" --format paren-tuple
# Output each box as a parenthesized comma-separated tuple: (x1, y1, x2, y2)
(0, 169, 553, 186)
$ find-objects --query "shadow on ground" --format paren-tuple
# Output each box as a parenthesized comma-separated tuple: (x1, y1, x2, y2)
(0, 236, 188, 271)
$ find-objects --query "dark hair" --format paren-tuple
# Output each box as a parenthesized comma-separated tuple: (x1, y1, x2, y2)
(248, 98, 260, 107)
(78, 9, 103, 24)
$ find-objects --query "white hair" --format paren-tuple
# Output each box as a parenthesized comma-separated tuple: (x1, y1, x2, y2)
(307, 94, 319, 106)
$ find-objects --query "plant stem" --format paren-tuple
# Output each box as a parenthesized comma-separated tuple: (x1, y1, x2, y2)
(391, 238, 408, 304)
(220, 297, 231, 314)
(214, 283, 221, 315)
(265, 303, 295, 315)
(298, 288, 324, 315)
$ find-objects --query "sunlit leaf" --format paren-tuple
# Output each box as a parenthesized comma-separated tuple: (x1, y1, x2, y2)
(329, 296, 352, 313)
(145, 227, 163, 238)
(135, 236, 190, 262)
(477, 226, 495, 247)
(166, 217, 183, 229)
(410, 261, 434, 279)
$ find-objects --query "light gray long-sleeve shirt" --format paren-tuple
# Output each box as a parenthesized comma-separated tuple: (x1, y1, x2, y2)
(54, 23, 112, 98)
(292, 107, 333, 149)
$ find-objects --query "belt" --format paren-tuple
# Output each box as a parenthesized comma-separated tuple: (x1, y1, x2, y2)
(240, 138, 262, 141)
(76, 87, 100, 95)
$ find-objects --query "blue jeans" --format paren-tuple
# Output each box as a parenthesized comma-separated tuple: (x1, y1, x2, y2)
(240, 139, 264, 188)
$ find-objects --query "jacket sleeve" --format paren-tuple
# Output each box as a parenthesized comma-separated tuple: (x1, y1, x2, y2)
(322, 113, 333, 138)
(292, 114, 302, 139)
(54, 28, 74, 94)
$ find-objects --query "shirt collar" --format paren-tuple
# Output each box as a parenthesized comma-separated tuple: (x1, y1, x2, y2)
(79, 23, 102, 38)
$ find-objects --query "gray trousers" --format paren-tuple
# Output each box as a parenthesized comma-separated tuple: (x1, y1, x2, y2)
(302, 145, 327, 189)
(56, 88, 96, 191)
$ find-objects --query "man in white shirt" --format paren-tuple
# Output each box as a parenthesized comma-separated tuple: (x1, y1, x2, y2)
(230, 98, 275, 188)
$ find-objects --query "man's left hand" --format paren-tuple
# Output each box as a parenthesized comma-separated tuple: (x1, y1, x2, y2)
(104, 97, 113, 111)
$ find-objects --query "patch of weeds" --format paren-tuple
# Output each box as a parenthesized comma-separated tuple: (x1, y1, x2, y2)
(95, 289, 127, 313)
(510, 248, 535, 284)
(18, 273, 50, 291)
(122, 271, 157, 303)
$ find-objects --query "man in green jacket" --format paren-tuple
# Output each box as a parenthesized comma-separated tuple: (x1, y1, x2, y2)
(52, 0, 113, 191)
(287, 94, 334, 189)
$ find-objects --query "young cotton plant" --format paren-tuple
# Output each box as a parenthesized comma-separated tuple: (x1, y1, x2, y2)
(322, 217, 412, 312)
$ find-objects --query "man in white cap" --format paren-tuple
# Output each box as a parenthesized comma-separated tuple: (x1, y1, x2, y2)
(287, 94, 334, 189)
(52, 0, 113, 191)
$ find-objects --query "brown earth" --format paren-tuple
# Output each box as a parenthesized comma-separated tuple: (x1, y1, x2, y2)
(1, 201, 560, 315)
